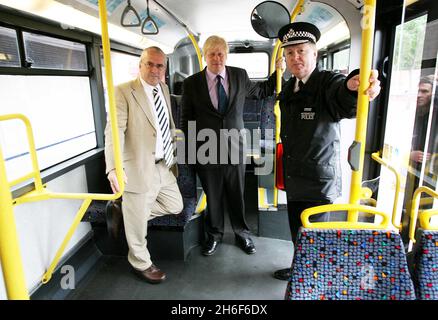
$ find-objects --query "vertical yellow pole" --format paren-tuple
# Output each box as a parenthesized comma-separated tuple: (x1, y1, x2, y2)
(348, 0, 376, 221)
(188, 33, 203, 71)
(98, 0, 124, 193)
(273, 0, 305, 206)
(0, 146, 29, 300)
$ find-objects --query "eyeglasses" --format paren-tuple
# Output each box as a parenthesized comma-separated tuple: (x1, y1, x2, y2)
(142, 61, 165, 71)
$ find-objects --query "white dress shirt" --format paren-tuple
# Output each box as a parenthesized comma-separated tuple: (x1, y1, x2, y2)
(140, 78, 170, 161)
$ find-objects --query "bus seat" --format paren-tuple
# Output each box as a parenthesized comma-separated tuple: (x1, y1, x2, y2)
(259, 95, 276, 140)
(285, 229, 416, 300)
(243, 98, 262, 123)
(170, 93, 182, 129)
(411, 229, 438, 300)
(148, 163, 197, 227)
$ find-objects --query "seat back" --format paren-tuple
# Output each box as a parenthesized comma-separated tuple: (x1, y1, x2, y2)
(412, 229, 438, 299)
(285, 228, 416, 300)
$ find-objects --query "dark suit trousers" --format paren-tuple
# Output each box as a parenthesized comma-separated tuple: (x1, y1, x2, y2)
(287, 200, 332, 243)
(197, 164, 250, 241)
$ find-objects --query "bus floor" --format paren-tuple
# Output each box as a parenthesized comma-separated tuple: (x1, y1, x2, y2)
(66, 214, 294, 300)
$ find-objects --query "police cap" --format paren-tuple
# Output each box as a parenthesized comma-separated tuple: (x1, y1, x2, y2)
(278, 22, 321, 48)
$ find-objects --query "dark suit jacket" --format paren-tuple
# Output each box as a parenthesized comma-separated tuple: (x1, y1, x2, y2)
(181, 66, 276, 167)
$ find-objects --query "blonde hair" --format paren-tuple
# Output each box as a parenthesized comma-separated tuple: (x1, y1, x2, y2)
(203, 35, 229, 56)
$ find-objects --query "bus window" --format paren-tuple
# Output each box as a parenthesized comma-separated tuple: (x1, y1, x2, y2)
(101, 49, 140, 113)
(377, 12, 434, 230)
(226, 52, 269, 79)
(0, 30, 96, 182)
(332, 47, 350, 74)
(22, 31, 87, 71)
(0, 26, 20, 67)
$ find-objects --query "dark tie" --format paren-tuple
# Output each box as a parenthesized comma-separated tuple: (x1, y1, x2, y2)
(216, 75, 228, 114)
(298, 80, 304, 91)
(152, 87, 174, 167)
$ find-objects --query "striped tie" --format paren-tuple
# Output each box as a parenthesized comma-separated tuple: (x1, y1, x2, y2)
(152, 87, 174, 167)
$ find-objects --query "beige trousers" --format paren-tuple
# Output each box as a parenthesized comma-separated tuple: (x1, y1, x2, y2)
(122, 162, 183, 271)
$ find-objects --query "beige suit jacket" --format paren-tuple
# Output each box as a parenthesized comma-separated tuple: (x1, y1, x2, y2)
(104, 77, 178, 193)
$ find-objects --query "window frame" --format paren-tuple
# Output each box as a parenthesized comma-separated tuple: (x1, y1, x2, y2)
(0, 6, 141, 198)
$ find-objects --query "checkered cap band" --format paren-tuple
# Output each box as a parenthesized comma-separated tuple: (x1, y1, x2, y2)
(282, 29, 317, 43)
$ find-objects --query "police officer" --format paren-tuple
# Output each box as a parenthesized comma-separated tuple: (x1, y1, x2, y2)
(273, 22, 381, 280)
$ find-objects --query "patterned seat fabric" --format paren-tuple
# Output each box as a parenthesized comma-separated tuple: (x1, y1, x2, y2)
(259, 95, 276, 141)
(412, 230, 438, 300)
(148, 163, 197, 227)
(285, 228, 416, 300)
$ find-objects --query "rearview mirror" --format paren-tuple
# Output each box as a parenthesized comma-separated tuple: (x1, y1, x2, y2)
(251, 1, 290, 39)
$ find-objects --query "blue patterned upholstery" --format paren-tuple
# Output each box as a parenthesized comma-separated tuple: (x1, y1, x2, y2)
(285, 228, 416, 300)
(412, 230, 438, 300)
(259, 96, 276, 140)
(148, 163, 196, 227)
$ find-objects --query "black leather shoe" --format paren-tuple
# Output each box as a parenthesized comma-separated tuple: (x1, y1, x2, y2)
(273, 268, 291, 281)
(106, 199, 123, 239)
(202, 238, 220, 256)
(235, 236, 256, 254)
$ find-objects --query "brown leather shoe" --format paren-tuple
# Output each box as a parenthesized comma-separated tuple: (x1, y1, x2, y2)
(133, 264, 166, 284)
(105, 199, 123, 239)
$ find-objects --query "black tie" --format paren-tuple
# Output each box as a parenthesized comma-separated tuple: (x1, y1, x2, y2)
(298, 80, 304, 91)
(216, 75, 228, 114)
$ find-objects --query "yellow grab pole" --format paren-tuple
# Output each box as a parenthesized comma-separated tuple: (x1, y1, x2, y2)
(0, 145, 29, 300)
(409, 186, 438, 243)
(272, 0, 305, 207)
(348, 0, 376, 222)
(98, 0, 124, 194)
(188, 33, 203, 71)
(42, 199, 92, 283)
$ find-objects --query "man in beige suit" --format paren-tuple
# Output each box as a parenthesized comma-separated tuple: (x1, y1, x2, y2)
(104, 46, 183, 284)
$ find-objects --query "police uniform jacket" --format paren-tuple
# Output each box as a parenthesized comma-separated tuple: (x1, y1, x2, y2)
(279, 67, 358, 202)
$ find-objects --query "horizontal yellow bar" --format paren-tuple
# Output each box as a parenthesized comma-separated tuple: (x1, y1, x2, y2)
(9, 172, 36, 188)
(13, 189, 122, 205)
(301, 203, 390, 229)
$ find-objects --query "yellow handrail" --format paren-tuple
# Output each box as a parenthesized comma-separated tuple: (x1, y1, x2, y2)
(271, 0, 305, 207)
(301, 203, 390, 229)
(0, 0, 125, 296)
(409, 186, 438, 242)
(188, 33, 203, 71)
(419, 209, 438, 231)
(348, 0, 377, 221)
(371, 151, 402, 230)
(0, 143, 29, 300)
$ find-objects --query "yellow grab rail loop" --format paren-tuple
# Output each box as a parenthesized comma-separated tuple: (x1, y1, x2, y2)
(371, 151, 402, 230)
(301, 203, 390, 230)
(409, 186, 438, 242)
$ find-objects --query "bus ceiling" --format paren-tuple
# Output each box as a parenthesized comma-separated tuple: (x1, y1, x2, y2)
(0, 0, 362, 52)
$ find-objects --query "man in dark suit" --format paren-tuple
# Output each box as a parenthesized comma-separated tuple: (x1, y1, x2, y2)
(181, 35, 278, 256)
